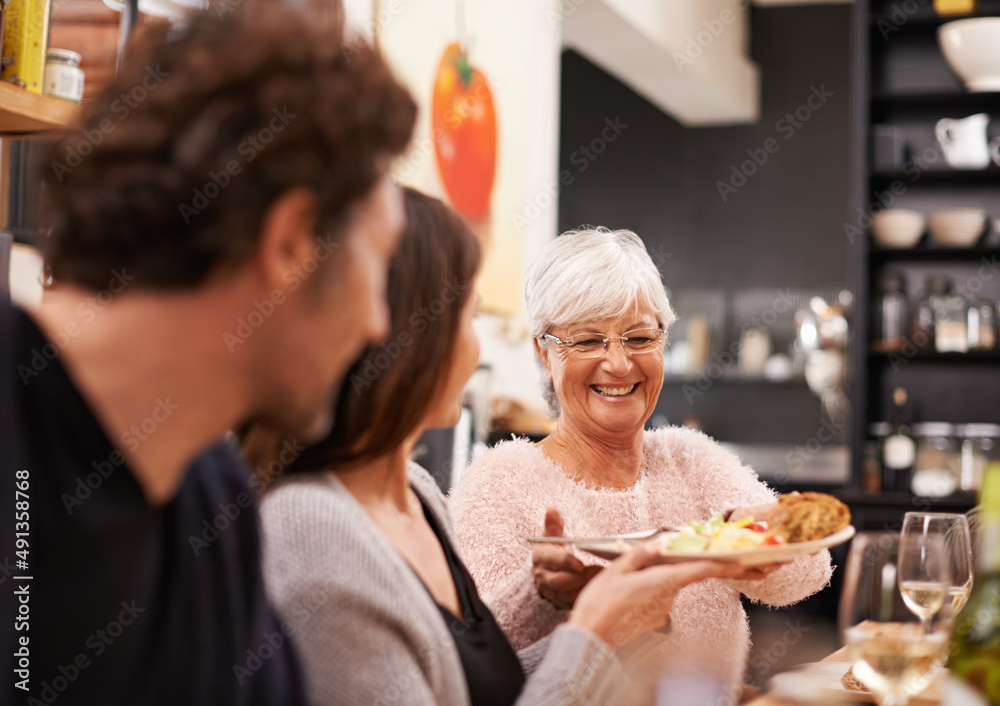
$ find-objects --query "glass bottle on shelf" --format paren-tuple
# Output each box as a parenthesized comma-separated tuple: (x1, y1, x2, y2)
(910, 422, 959, 497)
(872, 271, 909, 353)
(930, 276, 969, 353)
(911, 276, 938, 353)
(883, 387, 916, 492)
(967, 297, 996, 351)
(959, 423, 1000, 493)
(862, 439, 883, 493)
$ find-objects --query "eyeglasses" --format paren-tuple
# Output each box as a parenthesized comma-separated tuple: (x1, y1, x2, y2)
(540, 328, 666, 359)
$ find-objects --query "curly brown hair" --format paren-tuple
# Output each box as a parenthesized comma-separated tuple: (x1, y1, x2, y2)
(42, 0, 416, 290)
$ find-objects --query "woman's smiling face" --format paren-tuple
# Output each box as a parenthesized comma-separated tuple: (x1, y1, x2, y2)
(538, 311, 665, 438)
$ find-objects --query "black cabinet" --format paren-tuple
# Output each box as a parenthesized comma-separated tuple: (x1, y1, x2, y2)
(849, 0, 1000, 490)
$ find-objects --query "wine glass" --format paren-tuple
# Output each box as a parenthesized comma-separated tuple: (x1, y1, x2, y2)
(839, 533, 951, 706)
(899, 512, 974, 624)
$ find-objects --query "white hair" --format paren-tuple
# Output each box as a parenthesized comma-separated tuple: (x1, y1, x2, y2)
(525, 227, 676, 416)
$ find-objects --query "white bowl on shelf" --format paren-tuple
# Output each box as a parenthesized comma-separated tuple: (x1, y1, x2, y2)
(871, 208, 925, 248)
(928, 207, 986, 247)
(938, 18, 1000, 92)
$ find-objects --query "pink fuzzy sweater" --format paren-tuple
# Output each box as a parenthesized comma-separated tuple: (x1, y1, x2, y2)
(449, 427, 833, 693)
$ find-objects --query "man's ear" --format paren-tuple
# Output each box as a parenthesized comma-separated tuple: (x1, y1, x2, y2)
(255, 188, 320, 290)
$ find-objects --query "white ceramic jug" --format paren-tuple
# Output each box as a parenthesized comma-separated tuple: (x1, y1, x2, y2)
(936, 113, 991, 169)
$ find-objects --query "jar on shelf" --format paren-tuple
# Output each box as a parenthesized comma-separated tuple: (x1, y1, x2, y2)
(958, 423, 1000, 492)
(911, 422, 960, 497)
(872, 271, 909, 353)
(43, 49, 85, 104)
(967, 298, 996, 351)
(928, 276, 969, 353)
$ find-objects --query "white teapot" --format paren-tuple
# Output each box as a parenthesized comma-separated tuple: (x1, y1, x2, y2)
(936, 113, 991, 169)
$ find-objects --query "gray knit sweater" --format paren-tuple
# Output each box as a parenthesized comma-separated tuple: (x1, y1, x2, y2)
(259, 463, 628, 706)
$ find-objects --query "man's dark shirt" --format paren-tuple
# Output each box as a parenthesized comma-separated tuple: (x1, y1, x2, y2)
(3, 304, 305, 705)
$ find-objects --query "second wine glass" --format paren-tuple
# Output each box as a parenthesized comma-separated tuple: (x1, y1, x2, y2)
(899, 512, 973, 628)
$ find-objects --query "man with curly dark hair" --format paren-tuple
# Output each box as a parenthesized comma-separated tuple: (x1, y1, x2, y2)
(1, 2, 416, 704)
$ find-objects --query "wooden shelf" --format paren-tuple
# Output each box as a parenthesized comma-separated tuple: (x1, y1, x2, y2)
(0, 82, 79, 133)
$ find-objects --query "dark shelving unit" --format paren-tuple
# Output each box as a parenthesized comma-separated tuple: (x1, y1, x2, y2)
(849, 0, 1000, 500)
(871, 91, 1000, 109)
(869, 245, 1000, 262)
(870, 168, 1000, 182)
(868, 350, 1000, 362)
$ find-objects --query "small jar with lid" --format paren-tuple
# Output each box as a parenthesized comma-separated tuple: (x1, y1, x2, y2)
(929, 277, 969, 353)
(44, 49, 85, 103)
(958, 423, 1000, 492)
(911, 422, 960, 497)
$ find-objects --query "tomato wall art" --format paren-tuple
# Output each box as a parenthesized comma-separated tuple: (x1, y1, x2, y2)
(431, 42, 497, 221)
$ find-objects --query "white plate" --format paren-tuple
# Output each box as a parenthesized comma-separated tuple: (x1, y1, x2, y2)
(577, 525, 855, 567)
(769, 661, 942, 705)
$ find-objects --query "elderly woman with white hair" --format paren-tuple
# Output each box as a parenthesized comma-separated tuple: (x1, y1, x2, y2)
(450, 228, 833, 700)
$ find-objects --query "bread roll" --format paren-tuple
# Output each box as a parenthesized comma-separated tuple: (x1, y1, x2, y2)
(767, 491, 851, 543)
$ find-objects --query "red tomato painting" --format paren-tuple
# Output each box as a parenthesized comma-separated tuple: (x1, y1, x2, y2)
(431, 42, 497, 220)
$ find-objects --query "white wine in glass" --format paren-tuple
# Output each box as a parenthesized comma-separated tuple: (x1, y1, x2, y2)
(898, 580, 946, 623)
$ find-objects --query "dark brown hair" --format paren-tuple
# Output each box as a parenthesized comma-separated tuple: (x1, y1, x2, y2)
(244, 187, 480, 486)
(42, 0, 416, 290)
